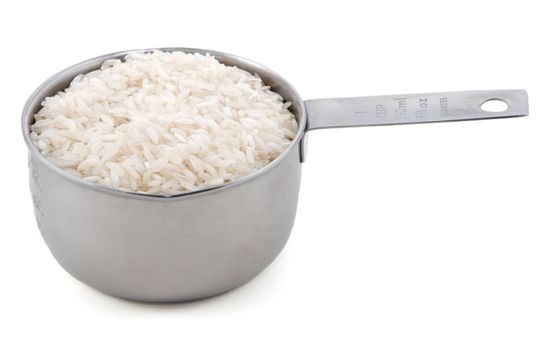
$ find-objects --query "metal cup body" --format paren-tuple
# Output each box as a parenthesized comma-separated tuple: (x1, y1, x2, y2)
(22, 48, 307, 302)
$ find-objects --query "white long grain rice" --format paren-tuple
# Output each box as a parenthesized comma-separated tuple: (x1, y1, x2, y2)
(30, 50, 297, 195)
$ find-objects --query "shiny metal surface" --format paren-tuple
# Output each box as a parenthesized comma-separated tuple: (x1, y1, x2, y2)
(28, 147, 301, 302)
(305, 90, 528, 130)
(21, 48, 529, 302)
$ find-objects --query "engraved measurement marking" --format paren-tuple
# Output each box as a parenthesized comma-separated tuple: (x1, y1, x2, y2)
(31, 194, 44, 232)
(415, 98, 428, 118)
(440, 97, 449, 117)
(376, 104, 387, 118)
(394, 98, 407, 117)
(29, 157, 43, 191)
(32, 194, 44, 217)
(29, 156, 45, 232)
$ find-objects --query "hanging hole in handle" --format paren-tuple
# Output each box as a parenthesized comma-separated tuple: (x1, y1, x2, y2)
(481, 99, 508, 112)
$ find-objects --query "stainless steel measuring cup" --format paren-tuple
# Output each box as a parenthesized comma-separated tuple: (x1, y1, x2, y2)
(21, 47, 529, 302)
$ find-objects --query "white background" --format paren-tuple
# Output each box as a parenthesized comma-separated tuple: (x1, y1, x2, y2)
(1, 1, 543, 349)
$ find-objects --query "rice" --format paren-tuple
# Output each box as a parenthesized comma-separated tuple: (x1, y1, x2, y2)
(30, 50, 298, 195)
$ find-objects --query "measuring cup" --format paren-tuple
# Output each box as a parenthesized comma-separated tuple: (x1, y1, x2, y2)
(21, 47, 529, 302)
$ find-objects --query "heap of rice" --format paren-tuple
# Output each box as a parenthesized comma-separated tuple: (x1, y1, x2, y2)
(30, 50, 297, 195)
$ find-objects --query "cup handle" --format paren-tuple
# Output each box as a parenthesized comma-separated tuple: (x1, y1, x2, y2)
(300, 89, 529, 161)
